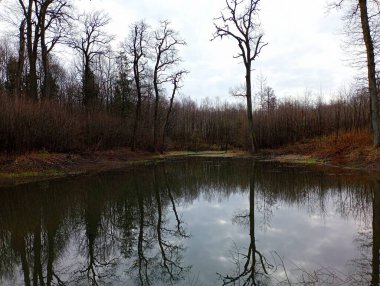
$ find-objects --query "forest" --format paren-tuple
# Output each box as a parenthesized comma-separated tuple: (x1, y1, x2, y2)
(0, 0, 378, 154)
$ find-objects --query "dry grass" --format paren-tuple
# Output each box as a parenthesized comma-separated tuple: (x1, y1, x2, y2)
(273, 129, 380, 170)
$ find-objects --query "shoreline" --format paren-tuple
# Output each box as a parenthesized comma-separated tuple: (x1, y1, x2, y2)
(0, 149, 250, 187)
(0, 142, 379, 187)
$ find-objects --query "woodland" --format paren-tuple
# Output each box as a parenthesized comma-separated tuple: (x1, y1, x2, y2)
(0, 0, 378, 154)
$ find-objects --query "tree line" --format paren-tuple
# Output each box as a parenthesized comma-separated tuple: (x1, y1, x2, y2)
(0, 0, 377, 153)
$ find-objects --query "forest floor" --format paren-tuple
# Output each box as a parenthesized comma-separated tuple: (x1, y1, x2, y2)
(0, 130, 378, 187)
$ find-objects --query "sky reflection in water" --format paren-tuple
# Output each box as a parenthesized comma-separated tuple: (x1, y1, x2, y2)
(0, 159, 377, 285)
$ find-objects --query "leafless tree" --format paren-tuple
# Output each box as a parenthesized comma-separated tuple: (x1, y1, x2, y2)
(162, 70, 188, 151)
(0, 39, 14, 93)
(333, 0, 380, 147)
(152, 20, 186, 152)
(17, 0, 40, 100)
(14, 0, 72, 100)
(358, 0, 380, 147)
(39, 0, 72, 99)
(126, 21, 150, 151)
(212, 0, 267, 153)
(69, 11, 112, 108)
(16, 19, 25, 97)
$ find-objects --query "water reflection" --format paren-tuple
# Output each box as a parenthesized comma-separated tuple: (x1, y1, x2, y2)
(217, 162, 379, 285)
(373, 181, 380, 285)
(0, 159, 378, 285)
(219, 162, 272, 285)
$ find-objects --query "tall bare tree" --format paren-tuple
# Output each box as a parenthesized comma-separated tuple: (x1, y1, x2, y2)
(126, 21, 149, 151)
(15, 19, 26, 97)
(15, 0, 72, 100)
(334, 0, 380, 147)
(69, 11, 112, 108)
(212, 0, 267, 153)
(162, 70, 188, 151)
(359, 0, 380, 147)
(152, 20, 186, 152)
(18, 0, 40, 100)
(39, 0, 72, 99)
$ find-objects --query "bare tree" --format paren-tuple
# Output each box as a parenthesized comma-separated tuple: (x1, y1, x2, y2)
(39, 0, 72, 99)
(359, 0, 380, 147)
(162, 70, 188, 151)
(334, 0, 380, 147)
(0, 38, 15, 94)
(261, 86, 276, 112)
(152, 20, 186, 152)
(15, 0, 72, 100)
(126, 21, 150, 151)
(17, 0, 40, 100)
(15, 19, 25, 97)
(212, 0, 267, 154)
(69, 11, 112, 108)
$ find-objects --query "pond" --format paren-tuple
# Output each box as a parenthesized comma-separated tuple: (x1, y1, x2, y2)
(0, 158, 378, 285)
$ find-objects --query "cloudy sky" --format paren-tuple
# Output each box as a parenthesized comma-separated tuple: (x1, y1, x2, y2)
(72, 0, 357, 103)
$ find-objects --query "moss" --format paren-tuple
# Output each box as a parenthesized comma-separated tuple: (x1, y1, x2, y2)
(273, 155, 319, 165)
(298, 158, 318, 164)
(0, 169, 64, 179)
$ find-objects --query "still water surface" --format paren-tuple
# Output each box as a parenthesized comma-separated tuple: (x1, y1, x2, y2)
(0, 159, 379, 285)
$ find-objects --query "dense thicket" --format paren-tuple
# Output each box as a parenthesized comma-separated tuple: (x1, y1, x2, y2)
(0, 85, 371, 152)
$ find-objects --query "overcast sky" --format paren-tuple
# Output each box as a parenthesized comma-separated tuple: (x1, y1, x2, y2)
(42, 1, 363, 103)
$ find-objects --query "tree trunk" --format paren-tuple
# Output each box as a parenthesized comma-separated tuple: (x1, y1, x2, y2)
(246, 65, 258, 153)
(359, 0, 380, 147)
(162, 88, 176, 152)
(132, 95, 142, 151)
(27, 58, 38, 100)
(83, 61, 90, 107)
(153, 70, 160, 152)
(16, 20, 26, 98)
(24, 0, 39, 101)
(40, 10, 50, 100)
(131, 62, 142, 152)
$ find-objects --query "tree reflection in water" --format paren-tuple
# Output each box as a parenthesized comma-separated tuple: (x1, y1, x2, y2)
(347, 180, 380, 286)
(0, 159, 379, 285)
(372, 180, 380, 286)
(219, 162, 380, 285)
(0, 163, 190, 285)
(219, 162, 273, 286)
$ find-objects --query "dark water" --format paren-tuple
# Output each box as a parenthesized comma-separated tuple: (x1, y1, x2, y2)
(0, 159, 379, 286)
